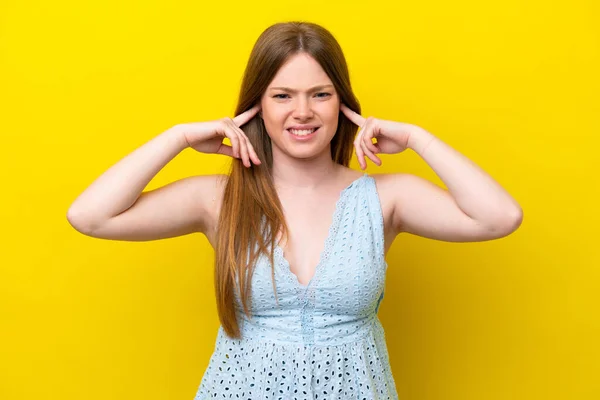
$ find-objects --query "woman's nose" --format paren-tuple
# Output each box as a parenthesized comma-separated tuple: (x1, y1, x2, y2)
(292, 98, 314, 119)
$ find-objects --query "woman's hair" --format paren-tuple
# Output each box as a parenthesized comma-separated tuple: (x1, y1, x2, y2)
(215, 21, 362, 338)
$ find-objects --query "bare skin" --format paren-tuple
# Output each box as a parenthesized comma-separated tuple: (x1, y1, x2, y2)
(67, 53, 522, 287)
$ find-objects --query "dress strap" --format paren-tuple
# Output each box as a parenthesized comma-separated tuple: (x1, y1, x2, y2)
(363, 174, 386, 265)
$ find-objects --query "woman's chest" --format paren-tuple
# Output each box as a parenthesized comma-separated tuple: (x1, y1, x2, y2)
(278, 204, 339, 286)
(243, 225, 387, 317)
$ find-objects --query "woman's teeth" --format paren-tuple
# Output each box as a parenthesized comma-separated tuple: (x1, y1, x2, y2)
(288, 128, 318, 136)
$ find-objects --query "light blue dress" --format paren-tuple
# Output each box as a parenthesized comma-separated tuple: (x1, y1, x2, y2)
(194, 174, 398, 399)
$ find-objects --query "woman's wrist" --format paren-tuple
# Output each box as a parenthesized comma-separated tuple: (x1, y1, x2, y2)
(164, 124, 191, 152)
(407, 127, 437, 156)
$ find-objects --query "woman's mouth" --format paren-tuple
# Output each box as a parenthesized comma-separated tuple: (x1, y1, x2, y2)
(286, 127, 320, 140)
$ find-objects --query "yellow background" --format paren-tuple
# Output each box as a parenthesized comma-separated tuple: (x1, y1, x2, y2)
(1, 1, 598, 399)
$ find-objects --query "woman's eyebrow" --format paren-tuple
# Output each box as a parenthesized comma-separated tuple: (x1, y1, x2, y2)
(269, 84, 334, 93)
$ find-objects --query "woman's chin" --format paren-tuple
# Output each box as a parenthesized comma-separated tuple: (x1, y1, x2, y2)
(284, 144, 332, 161)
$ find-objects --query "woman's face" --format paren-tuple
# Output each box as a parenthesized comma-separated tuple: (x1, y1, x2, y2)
(260, 53, 340, 160)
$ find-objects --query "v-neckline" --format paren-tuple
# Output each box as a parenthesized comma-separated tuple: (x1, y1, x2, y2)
(275, 174, 367, 289)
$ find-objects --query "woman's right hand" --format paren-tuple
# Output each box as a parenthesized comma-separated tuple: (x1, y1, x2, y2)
(177, 104, 262, 167)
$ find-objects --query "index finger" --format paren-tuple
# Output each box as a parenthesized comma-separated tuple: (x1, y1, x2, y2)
(340, 103, 366, 128)
(233, 104, 261, 127)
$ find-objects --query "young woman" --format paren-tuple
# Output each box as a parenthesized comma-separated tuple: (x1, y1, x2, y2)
(67, 21, 523, 400)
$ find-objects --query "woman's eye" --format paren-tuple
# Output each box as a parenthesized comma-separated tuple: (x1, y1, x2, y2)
(273, 93, 331, 99)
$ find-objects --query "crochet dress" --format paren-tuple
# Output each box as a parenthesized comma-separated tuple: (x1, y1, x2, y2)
(194, 174, 398, 399)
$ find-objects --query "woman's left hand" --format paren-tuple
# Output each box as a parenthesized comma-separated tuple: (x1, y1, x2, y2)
(340, 103, 420, 170)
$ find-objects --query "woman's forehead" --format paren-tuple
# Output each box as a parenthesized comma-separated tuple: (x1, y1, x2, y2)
(269, 54, 332, 88)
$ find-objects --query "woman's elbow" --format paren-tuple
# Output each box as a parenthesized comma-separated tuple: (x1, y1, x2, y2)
(490, 205, 523, 238)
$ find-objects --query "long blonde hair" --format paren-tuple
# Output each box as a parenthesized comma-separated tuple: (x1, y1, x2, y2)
(215, 21, 362, 338)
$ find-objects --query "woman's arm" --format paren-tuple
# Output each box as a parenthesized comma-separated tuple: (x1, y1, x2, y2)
(67, 106, 260, 242)
(389, 128, 523, 242)
(68, 127, 187, 224)
(66, 126, 223, 241)
(340, 104, 523, 242)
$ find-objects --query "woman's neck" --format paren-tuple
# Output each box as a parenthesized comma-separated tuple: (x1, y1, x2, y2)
(271, 148, 342, 190)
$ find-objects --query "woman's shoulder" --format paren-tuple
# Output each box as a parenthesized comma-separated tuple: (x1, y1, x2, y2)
(369, 171, 413, 191)
(365, 172, 406, 232)
(337, 167, 365, 185)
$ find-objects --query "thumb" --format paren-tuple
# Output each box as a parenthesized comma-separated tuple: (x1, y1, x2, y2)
(216, 143, 235, 158)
